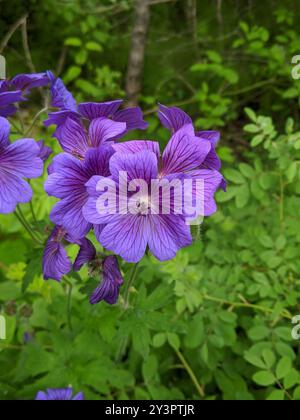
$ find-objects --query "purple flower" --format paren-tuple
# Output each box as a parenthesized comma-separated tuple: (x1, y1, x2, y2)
(74, 240, 123, 305)
(73, 238, 96, 272)
(35, 388, 84, 401)
(44, 72, 148, 138)
(54, 116, 126, 159)
(0, 117, 44, 213)
(83, 123, 223, 262)
(90, 256, 123, 305)
(37, 140, 52, 161)
(0, 80, 25, 117)
(43, 226, 73, 281)
(44, 146, 114, 239)
(158, 104, 226, 189)
(10, 72, 50, 92)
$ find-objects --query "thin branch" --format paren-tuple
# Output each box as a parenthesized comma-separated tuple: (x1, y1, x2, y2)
(0, 14, 28, 54)
(21, 18, 37, 74)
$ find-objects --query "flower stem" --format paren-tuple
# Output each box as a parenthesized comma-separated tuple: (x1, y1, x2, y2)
(25, 107, 48, 137)
(123, 263, 140, 310)
(65, 279, 73, 332)
(174, 348, 205, 399)
(14, 208, 42, 245)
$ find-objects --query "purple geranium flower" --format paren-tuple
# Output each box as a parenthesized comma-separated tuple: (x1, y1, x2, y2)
(158, 104, 226, 189)
(54, 116, 126, 159)
(74, 239, 123, 305)
(0, 80, 25, 117)
(43, 226, 73, 281)
(44, 71, 148, 138)
(83, 123, 223, 262)
(44, 146, 114, 239)
(35, 388, 84, 401)
(0, 117, 44, 213)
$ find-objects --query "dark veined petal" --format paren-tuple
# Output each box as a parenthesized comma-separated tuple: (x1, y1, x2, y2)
(90, 256, 123, 305)
(0, 138, 43, 178)
(11, 72, 50, 92)
(158, 103, 192, 133)
(47, 71, 77, 111)
(55, 117, 89, 158)
(109, 150, 158, 183)
(0, 173, 32, 214)
(113, 107, 148, 131)
(113, 140, 161, 160)
(147, 214, 192, 261)
(42, 227, 72, 281)
(89, 118, 126, 148)
(78, 100, 123, 120)
(0, 116, 10, 151)
(74, 238, 96, 271)
(99, 215, 150, 263)
(162, 124, 211, 176)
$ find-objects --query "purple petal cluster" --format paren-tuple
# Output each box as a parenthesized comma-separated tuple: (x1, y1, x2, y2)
(35, 388, 84, 401)
(42, 73, 224, 305)
(0, 117, 44, 213)
(0, 72, 49, 117)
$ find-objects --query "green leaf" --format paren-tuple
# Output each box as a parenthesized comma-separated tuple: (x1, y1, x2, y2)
(223, 169, 246, 184)
(245, 124, 260, 134)
(184, 314, 205, 349)
(152, 333, 166, 348)
(276, 357, 292, 379)
(253, 371, 276, 386)
(245, 108, 257, 122)
(267, 390, 285, 400)
(63, 66, 81, 83)
(86, 41, 103, 52)
(248, 326, 270, 341)
(262, 349, 276, 369)
(64, 37, 82, 47)
(167, 333, 180, 350)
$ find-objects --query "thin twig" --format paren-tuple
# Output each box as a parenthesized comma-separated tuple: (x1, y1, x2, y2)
(174, 348, 205, 399)
(21, 18, 37, 74)
(0, 14, 28, 54)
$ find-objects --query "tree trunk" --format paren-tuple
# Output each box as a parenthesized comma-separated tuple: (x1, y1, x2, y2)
(125, 0, 150, 107)
(185, 0, 197, 43)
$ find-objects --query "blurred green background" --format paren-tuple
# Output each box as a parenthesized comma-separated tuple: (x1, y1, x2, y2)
(1, 0, 300, 400)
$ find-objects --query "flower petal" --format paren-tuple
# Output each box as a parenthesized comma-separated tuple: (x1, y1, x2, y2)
(99, 215, 150, 263)
(162, 124, 211, 176)
(113, 140, 161, 160)
(43, 229, 72, 282)
(0, 116, 10, 151)
(11, 73, 49, 92)
(47, 71, 77, 111)
(90, 256, 123, 305)
(55, 118, 89, 157)
(110, 150, 158, 183)
(89, 118, 126, 147)
(78, 100, 123, 120)
(0, 174, 32, 214)
(74, 238, 96, 271)
(113, 107, 148, 130)
(148, 214, 192, 261)
(158, 103, 192, 133)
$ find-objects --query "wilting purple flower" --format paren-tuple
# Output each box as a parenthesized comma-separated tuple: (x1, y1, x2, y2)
(73, 238, 96, 272)
(0, 80, 25, 117)
(37, 140, 52, 161)
(35, 388, 84, 401)
(0, 117, 44, 213)
(90, 256, 123, 305)
(158, 104, 226, 189)
(43, 226, 73, 281)
(44, 72, 148, 138)
(10, 72, 50, 92)
(44, 146, 114, 239)
(74, 240, 123, 305)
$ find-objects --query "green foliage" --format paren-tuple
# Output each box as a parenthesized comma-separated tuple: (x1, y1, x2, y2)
(1, 0, 300, 401)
